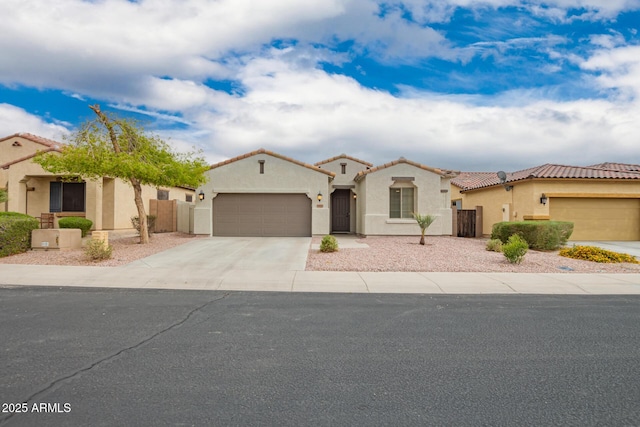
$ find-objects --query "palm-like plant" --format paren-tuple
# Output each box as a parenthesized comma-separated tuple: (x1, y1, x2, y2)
(413, 213, 437, 245)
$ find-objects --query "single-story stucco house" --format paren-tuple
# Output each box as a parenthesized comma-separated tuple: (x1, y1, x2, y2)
(451, 162, 640, 241)
(192, 149, 459, 237)
(0, 133, 195, 230)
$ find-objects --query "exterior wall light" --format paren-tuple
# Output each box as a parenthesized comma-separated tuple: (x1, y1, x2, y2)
(353, 193, 357, 199)
(317, 192, 323, 202)
(540, 194, 548, 205)
(198, 190, 205, 201)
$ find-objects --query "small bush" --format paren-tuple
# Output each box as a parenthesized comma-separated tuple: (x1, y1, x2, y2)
(559, 245, 638, 264)
(131, 215, 156, 235)
(84, 238, 113, 261)
(0, 212, 39, 257)
(320, 235, 339, 253)
(491, 221, 573, 250)
(486, 239, 503, 252)
(502, 234, 528, 264)
(58, 217, 93, 237)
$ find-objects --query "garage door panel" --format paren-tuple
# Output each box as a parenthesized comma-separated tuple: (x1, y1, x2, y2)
(213, 193, 311, 237)
(550, 198, 640, 241)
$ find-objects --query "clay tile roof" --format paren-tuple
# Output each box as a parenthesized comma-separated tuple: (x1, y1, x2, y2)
(209, 148, 336, 177)
(588, 162, 640, 172)
(451, 172, 497, 189)
(315, 154, 373, 167)
(0, 132, 64, 150)
(456, 162, 640, 191)
(354, 157, 459, 181)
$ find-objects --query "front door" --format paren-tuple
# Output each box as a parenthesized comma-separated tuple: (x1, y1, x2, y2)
(331, 190, 351, 232)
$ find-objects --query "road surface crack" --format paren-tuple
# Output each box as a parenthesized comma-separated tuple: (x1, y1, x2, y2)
(0, 292, 230, 426)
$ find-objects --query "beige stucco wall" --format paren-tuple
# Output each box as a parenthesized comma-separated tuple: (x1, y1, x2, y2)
(197, 153, 333, 235)
(318, 158, 369, 186)
(0, 137, 46, 165)
(356, 163, 453, 236)
(107, 181, 194, 230)
(454, 179, 640, 236)
(1, 156, 55, 217)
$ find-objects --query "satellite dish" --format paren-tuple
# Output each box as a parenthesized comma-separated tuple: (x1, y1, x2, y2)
(497, 171, 507, 182)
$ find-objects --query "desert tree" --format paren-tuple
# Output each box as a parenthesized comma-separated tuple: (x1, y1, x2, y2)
(35, 105, 209, 244)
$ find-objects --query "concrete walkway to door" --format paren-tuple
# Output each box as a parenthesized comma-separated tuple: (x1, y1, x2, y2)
(125, 237, 311, 271)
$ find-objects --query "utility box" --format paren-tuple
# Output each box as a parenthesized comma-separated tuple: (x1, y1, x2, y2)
(32, 229, 82, 250)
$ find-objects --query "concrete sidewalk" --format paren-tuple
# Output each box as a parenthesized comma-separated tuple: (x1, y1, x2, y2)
(1, 264, 639, 294)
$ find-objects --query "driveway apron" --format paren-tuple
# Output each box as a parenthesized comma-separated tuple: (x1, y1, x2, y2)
(124, 237, 311, 271)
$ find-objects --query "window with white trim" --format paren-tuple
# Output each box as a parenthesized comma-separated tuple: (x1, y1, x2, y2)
(389, 187, 414, 218)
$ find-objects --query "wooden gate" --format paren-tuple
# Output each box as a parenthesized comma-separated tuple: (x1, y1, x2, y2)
(149, 199, 177, 233)
(457, 209, 476, 237)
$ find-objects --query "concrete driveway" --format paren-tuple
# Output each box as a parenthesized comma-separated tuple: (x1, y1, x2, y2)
(125, 236, 311, 271)
(568, 241, 640, 258)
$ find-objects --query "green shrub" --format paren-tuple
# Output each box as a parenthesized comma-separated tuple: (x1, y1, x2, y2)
(0, 212, 30, 218)
(131, 215, 156, 235)
(486, 239, 503, 252)
(491, 221, 573, 250)
(502, 234, 529, 264)
(559, 245, 638, 264)
(58, 217, 93, 237)
(0, 212, 39, 258)
(320, 235, 339, 253)
(84, 238, 113, 261)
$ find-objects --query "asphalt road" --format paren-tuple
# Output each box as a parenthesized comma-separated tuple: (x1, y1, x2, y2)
(1, 287, 639, 426)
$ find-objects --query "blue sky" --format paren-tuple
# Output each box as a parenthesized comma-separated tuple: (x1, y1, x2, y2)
(1, 0, 639, 171)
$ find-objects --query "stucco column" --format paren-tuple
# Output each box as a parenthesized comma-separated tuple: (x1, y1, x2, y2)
(15, 177, 29, 214)
(191, 192, 212, 235)
(84, 179, 103, 230)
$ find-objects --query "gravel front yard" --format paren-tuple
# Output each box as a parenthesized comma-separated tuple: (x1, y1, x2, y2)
(0, 232, 204, 267)
(2, 233, 638, 273)
(306, 236, 640, 273)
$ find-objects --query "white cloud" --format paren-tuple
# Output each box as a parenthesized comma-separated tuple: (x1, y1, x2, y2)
(0, 0, 639, 171)
(174, 55, 640, 170)
(581, 45, 640, 98)
(390, 0, 640, 24)
(0, 104, 70, 141)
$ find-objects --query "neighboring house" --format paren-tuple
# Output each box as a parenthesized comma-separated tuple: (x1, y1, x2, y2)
(0, 133, 195, 230)
(194, 149, 458, 237)
(451, 163, 640, 241)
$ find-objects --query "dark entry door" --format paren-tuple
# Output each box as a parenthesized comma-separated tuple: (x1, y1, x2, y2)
(331, 190, 350, 232)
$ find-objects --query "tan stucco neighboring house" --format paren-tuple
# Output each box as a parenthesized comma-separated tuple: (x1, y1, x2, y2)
(0, 133, 195, 230)
(451, 163, 640, 241)
(194, 150, 458, 237)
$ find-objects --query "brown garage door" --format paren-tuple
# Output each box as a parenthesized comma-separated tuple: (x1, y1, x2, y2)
(213, 193, 311, 237)
(550, 198, 640, 241)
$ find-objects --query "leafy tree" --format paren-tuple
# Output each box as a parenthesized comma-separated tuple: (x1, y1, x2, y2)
(35, 105, 209, 244)
(0, 189, 7, 203)
(413, 213, 437, 245)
